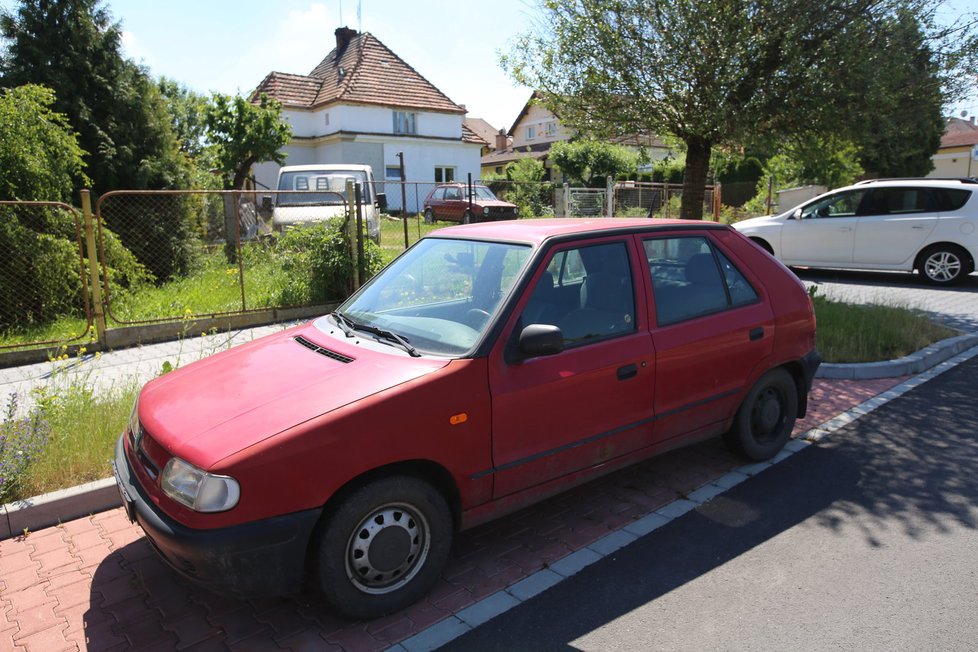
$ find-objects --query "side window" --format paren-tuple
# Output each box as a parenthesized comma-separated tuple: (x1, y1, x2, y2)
(863, 188, 931, 215)
(522, 242, 636, 345)
(934, 188, 971, 212)
(645, 236, 757, 326)
(800, 190, 866, 219)
(446, 187, 462, 201)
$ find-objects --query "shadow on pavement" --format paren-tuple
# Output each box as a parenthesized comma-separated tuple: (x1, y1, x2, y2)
(442, 357, 978, 651)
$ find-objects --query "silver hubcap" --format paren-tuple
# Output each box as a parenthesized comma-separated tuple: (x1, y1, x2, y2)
(924, 252, 961, 282)
(346, 502, 429, 594)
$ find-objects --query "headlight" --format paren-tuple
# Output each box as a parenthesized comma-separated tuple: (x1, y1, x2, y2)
(483, 206, 490, 216)
(161, 457, 240, 513)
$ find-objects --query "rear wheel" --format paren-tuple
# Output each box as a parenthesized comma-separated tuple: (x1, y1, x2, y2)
(917, 244, 971, 285)
(314, 476, 452, 620)
(724, 368, 798, 461)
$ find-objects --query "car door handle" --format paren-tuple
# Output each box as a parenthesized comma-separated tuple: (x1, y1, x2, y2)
(912, 225, 925, 230)
(749, 326, 764, 341)
(617, 364, 638, 381)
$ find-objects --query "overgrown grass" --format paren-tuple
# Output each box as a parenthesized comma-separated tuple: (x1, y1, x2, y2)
(813, 295, 957, 363)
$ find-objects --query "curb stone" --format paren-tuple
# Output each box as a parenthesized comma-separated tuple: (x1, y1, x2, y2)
(1, 331, 975, 540)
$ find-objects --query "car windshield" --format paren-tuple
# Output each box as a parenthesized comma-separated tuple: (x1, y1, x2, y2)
(472, 186, 497, 201)
(276, 170, 372, 206)
(328, 238, 532, 356)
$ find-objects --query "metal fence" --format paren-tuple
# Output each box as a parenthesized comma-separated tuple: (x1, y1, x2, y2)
(0, 179, 719, 359)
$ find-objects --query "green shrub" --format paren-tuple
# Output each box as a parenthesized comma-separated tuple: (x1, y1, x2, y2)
(275, 220, 383, 305)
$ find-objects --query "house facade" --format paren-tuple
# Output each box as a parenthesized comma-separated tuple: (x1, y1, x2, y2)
(252, 27, 486, 211)
(482, 91, 674, 182)
(929, 116, 978, 178)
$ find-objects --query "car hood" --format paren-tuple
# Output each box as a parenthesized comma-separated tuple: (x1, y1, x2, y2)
(137, 322, 448, 468)
(732, 214, 784, 232)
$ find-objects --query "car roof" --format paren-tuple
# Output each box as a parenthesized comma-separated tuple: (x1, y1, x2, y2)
(279, 164, 371, 172)
(428, 218, 727, 247)
(849, 177, 978, 189)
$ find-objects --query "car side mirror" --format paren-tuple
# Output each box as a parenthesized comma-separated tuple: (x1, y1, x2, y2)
(518, 324, 564, 359)
(790, 208, 803, 220)
(375, 193, 388, 211)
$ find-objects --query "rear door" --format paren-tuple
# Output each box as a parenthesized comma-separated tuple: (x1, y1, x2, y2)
(644, 233, 775, 442)
(853, 187, 937, 266)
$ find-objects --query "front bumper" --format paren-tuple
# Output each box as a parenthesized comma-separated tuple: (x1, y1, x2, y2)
(112, 435, 321, 598)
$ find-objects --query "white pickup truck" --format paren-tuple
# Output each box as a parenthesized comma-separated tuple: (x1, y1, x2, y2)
(268, 164, 386, 243)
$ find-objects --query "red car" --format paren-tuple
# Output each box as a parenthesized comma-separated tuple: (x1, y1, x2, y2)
(423, 183, 519, 223)
(114, 218, 820, 619)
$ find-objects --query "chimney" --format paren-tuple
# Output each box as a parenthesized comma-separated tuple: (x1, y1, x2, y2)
(495, 129, 508, 151)
(335, 26, 358, 56)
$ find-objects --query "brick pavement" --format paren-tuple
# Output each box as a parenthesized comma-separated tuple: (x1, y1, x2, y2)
(0, 375, 903, 652)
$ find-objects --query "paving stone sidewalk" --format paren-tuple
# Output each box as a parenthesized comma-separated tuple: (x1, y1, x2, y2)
(0, 375, 903, 652)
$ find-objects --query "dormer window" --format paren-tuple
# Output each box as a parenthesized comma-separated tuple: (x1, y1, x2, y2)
(526, 125, 536, 140)
(393, 111, 417, 135)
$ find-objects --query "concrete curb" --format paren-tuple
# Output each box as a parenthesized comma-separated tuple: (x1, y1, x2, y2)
(2, 331, 975, 540)
(815, 332, 978, 379)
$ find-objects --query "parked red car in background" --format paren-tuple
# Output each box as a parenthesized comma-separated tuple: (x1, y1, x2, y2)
(423, 182, 519, 223)
(114, 218, 820, 619)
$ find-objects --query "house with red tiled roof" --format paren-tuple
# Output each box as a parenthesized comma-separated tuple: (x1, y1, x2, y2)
(251, 27, 486, 211)
(929, 116, 978, 178)
(482, 91, 673, 181)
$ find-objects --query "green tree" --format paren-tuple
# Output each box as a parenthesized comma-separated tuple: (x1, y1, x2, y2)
(505, 0, 975, 219)
(503, 157, 552, 217)
(158, 77, 211, 162)
(0, 0, 192, 194)
(0, 84, 89, 202)
(549, 139, 639, 187)
(204, 92, 292, 191)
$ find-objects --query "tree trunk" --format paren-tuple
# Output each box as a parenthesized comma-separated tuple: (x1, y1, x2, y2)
(680, 136, 712, 220)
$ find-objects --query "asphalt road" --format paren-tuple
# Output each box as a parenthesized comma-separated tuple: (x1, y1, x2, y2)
(442, 355, 978, 651)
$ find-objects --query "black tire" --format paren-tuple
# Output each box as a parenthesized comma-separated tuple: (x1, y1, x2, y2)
(463, 210, 472, 224)
(917, 244, 971, 286)
(314, 476, 452, 620)
(724, 367, 798, 462)
(423, 208, 434, 224)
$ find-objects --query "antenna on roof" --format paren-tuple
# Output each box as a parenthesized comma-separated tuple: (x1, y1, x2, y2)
(357, 1, 362, 32)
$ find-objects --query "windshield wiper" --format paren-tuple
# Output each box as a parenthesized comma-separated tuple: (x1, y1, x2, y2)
(330, 311, 355, 337)
(331, 311, 420, 357)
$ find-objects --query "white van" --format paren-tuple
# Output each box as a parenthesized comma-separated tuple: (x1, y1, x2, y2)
(269, 164, 386, 242)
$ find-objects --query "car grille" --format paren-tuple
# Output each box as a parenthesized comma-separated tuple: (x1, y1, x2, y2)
(294, 336, 354, 363)
(486, 207, 517, 218)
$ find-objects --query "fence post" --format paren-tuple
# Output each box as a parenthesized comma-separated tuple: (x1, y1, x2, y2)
(346, 179, 360, 290)
(562, 183, 570, 217)
(606, 176, 614, 217)
(81, 190, 107, 347)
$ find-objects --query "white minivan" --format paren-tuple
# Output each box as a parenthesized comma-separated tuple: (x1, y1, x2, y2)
(269, 164, 386, 243)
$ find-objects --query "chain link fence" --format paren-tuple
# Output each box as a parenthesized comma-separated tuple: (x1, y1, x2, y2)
(0, 201, 92, 351)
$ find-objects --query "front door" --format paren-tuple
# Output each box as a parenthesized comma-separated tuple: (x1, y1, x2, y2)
(781, 189, 866, 265)
(488, 238, 655, 498)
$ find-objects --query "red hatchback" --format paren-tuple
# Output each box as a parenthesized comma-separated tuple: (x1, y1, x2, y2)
(114, 219, 820, 619)
(423, 183, 519, 223)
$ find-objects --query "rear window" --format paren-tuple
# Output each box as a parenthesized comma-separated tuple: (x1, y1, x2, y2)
(934, 188, 972, 212)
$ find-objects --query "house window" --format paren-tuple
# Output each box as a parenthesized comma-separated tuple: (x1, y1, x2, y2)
(435, 166, 455, 183)
(385, 165, 402, 180)
(526, 125, 536, 140)
(393, 111, 417, 135)
(324, 113, 330, 126)
(545, 122, 557, 136)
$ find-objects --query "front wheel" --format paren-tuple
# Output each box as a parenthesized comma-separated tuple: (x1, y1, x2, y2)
(463, 210, 472, 225)
(724, 367, 798, 462)
(423, 208, 434, 224)
(917, 244, 971, 285)
(314, 476, 452, 620)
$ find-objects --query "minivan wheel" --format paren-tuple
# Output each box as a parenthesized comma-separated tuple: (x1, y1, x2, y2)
(918, 244, 970, 285)
(314, 476, 452, 620)
(724, 367, 798, 462)
(423, 208, 434, 224)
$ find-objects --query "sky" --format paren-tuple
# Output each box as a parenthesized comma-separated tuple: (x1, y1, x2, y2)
(1, 0, 975, 126)
(105, 0, 540, 132)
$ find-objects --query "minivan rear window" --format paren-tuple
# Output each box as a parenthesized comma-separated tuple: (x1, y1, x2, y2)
(934, 188, 971, 212)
